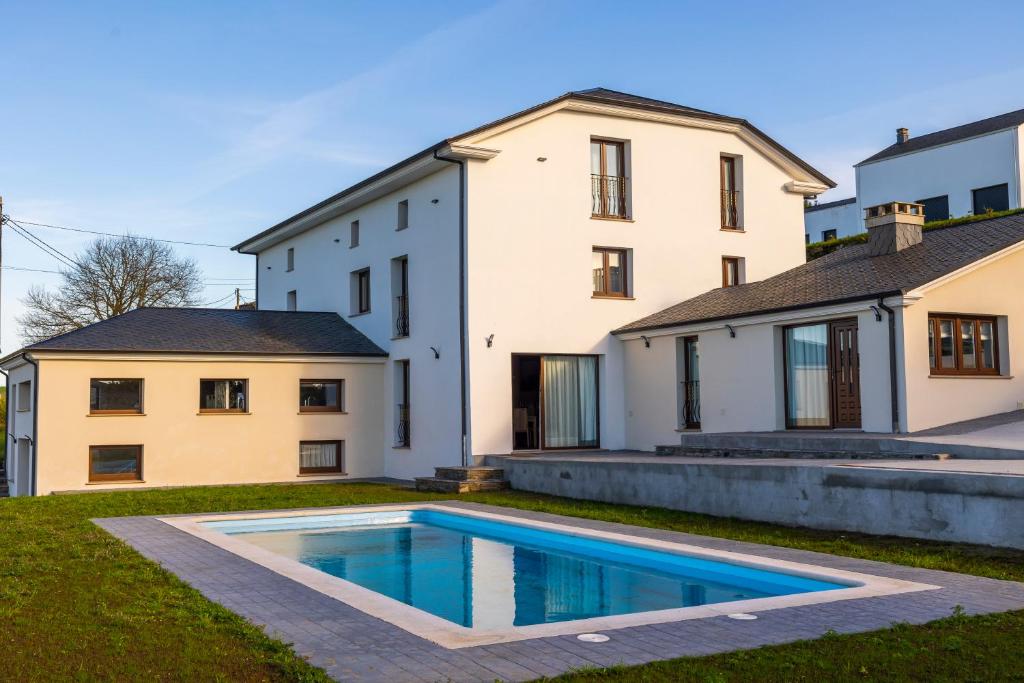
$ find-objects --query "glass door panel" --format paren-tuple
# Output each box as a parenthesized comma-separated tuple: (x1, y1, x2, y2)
(785, 324, 830, 428)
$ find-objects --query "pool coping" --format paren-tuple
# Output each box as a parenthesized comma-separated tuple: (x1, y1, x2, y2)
(160, 502, 939, 649)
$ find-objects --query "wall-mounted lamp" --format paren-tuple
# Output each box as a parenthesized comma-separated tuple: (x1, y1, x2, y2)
(429, 346, 440, 359)
(536, 156, 547, 162)
(640, 335, 650, 348)
(725, 324, 736, 338)
(333, 238, 340, 243)
(486, 334, 494, 348)
(870, 305, 882, 322)
(430, 198, 440, 204)
(266, 265, 272, 270)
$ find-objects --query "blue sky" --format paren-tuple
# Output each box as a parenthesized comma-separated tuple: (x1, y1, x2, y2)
(3, 0, 1024, 351)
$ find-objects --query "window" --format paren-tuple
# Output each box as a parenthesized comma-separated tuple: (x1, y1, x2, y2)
(722, 257, 743, 287)
(286, 247, 294, 272)
(299, 440, 344, 474)
(397, 199, 409, 231)
(90, 379, 143, 414)
(395, 360, 410, 447)
(805, 233, 810, 244)
(590, 139, 627, 218)
(917, 195, 949, 223)
(199, 379, 248, 412)
(350, 220, 360, 248)
(286, 290, 297, 311)
(392, 256, 410, 337)
(352, 268, 371, 314)
(821, 229, 838, 242)
(89, 445, 142, 482)
(592, 247, 628, 297)
(720, 156, 742, 228)
(300, 380, 344, 412)
(16, 381, 31, 412)
(972, 184, 1009, 214)
(928, 315, 999, 375)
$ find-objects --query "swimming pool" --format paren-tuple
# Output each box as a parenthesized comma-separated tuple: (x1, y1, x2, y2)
(164, 504, 937, 647)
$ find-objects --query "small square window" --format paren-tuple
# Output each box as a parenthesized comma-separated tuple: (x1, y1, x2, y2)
(397, 200, 409, 231)
(90, 379, 143, 414)
(199, 379, 248, 412)
(299, 440, 344, 474)
(350, 220, 359, 248)
(286, 247, 294, 272)
(89, 445, 142, 482)
(300, 380, 344, 412)
(722, 257, 743, 287)
(822, 229, 838, 242)
(592, 247, 629, 297)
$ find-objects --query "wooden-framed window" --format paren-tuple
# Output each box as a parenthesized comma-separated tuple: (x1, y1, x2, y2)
(286, 247, 294, 272)
(300, 380, 344, 412)
(89, 445, 142, 482)
(720, 156, 741, 229)
(354, 268, 371, 314)
(397, 199, 409, 231)
(592, 247, 628, 297)
(90, 379, 143, 414)
(590, 138, 627, 218)
(299, 440, 344, 474)
(350, 220, 360, 248)
(722, 257, 742, 287)
(928, 314, 999, 375)
(199, 379, 248, 412)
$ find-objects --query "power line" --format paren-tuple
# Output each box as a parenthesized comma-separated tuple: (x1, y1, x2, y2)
(7, 221, 78, 268)
(2, 266, 62, 274)
(12, 218, 234, 249)
(199, 292, 237, 307)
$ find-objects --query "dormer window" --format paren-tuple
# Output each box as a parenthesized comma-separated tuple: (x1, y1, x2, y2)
(591, 139, 628, 218)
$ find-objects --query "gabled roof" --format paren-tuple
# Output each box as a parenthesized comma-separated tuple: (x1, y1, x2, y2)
(804, 197, 856, 213)
(8, 308, 386, 358)
(233, 88, 834, 253)
(615, 212, 1024, 333)
(858, 107, 1024, 165)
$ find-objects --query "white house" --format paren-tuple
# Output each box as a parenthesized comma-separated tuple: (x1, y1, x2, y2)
(805, 108, 1024, 240)
(234, 88, 834, 480)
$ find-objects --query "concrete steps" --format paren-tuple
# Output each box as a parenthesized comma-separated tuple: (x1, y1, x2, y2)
(655, 445, 951, 460)
(415, 466, 510, 494)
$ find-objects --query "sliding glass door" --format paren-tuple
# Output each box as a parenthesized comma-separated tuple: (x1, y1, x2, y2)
(513, 354, 599, 450)
(784, 324, 830, 428)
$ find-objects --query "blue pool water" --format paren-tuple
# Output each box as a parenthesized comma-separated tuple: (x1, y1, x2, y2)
(206, 510, 846, 628)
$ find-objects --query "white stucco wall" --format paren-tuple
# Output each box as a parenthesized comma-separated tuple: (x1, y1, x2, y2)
(4, 360, 37, 496)
(463, 108, 809, 455)
(856, 128, 1022, 227)
(804, 200, 859, 241)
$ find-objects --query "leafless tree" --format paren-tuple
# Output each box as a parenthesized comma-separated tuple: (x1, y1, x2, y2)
(18, 235, 203, 344)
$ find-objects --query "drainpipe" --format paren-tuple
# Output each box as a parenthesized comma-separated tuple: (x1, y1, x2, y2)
(877, 297, 900, 434)
(433, 149, 469, 467)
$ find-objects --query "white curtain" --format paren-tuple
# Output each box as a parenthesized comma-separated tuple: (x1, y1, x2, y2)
(300, 442, 339, 470)
(543, 356, 598, 448)
(785, 325, 830, 428)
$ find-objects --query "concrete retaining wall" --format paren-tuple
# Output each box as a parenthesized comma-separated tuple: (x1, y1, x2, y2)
(486, 456, 1024, 549)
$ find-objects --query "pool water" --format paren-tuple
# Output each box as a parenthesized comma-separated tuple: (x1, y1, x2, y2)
(206, 510, 844, 629)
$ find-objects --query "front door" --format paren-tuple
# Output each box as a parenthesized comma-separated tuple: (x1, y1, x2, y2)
(829, 319, 862, 428)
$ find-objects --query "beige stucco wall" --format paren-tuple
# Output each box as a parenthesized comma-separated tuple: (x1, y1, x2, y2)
(34, 354, 385, 494)
(902, 247, 1024, 431)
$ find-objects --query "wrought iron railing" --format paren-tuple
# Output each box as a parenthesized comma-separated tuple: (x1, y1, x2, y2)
(591, 174, 628, 218)
(396, 403, 410, 447)
(681, 380, 701, 428)
(394, 294, 409, 338)
(721, 189, 741, 228)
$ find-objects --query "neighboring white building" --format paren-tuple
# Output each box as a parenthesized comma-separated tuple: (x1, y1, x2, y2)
(235, 88, 834, 479)
(805, 108, 1024, 240)
(803, 197, 856, 243)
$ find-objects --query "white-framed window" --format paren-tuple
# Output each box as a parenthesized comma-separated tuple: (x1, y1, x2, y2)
(286, 247, 295, 272)
(397, 200, 409, 231)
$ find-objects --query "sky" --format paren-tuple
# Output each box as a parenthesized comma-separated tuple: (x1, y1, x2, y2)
(3, 0, 1024, 352)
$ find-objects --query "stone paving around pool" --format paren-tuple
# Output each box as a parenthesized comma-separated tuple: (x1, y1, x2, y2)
(94, 502, 1024, 683)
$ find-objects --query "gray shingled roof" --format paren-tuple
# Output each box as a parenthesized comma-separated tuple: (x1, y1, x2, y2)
(615, 213, 1024, 333)
(19, 308, 386, 356)
(859, 108, 1024, 165)
(804, 197, 855, 213)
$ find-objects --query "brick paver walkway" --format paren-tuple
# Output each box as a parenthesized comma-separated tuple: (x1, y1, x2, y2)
(95, 502, 1024, 682)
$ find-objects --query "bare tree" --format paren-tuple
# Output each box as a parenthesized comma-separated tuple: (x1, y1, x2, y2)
(18, 235, 203, 344)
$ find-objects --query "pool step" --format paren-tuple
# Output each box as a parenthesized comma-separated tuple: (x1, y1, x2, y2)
(415, 466, 510, 494)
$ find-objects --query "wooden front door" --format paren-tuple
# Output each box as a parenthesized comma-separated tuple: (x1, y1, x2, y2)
(829, 319, 861, 428)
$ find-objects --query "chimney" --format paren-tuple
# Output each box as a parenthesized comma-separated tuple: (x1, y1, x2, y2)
(896, 127, 910, 144)
(863, 201, 924, 256)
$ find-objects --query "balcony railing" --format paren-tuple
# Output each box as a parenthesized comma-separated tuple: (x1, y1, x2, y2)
(592, 174, 628, 218)
(721, 189, 741, 229)
(396, 403, 410, 447)
(394, 294, 409, 338)
(681, 380, 701, 429)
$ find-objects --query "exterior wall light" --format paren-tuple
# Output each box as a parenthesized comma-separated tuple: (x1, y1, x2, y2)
(430, 346, 440, 359)
(640, 335, 650, 348)
(725, 324, 736, 338)
(870, 305, 882, 322)
(486, 334, 494, 348)
(431, 198, 439, 204)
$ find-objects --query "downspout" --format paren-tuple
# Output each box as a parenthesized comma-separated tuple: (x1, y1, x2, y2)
(434, 149, 469, 467)
(877, 297, 900, 433)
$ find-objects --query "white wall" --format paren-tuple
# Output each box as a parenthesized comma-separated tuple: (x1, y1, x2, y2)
(256, 165, 465, 480)
(804, 200, 860, 240)
(5, 360, 36, 496)
(463, 108, 810, 455)
(857, 128, 1021, 227)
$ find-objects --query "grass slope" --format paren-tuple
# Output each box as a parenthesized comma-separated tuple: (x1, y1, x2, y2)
(1, 483, 1022, 682)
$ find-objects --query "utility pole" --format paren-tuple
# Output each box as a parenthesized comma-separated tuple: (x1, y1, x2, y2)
(234, 287, 240, 309)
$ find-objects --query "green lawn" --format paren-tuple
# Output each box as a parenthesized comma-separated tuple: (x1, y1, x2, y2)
(1, 483, 1022, 682)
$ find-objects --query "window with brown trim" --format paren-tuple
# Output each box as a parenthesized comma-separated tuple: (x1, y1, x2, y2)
(299, 440, 344, 474)
(353, 268, 371, 314)
(90, 379, 143, 414)
(720, 156, 741, 229)
(928, 314, 999, 375)
(89, 445, 142, 482)
(722, 257, 742, 287)
(590, 139, 628, 218)
(199, 379, 248, 412)
(592, 247, 628, 297)
(300, 380, 344, 412)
